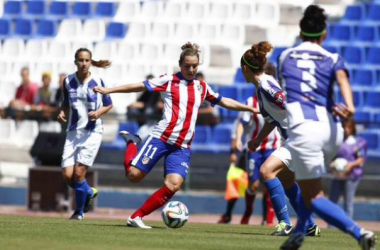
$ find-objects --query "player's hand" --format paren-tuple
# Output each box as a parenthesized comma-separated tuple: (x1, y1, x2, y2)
(247, 138, 260, 152)
(88, 111, 99, 121)
(332, 103, 354, 119)
(57, 112, 66, 123)
(251, 107, 260, 114)
(93, 86, 109, 95)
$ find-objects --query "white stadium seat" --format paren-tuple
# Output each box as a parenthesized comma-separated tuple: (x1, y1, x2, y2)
(113, 0, 140, 23)
(56, 19, 83, 42)
(14, 120, 39, 148)
(93, 41, 118, 61)
(48, 40, 72, 62)
(254, 1, 280, 28)
(149, 21, 175, 43)
(139, 43, 163, 63)
(115, 41, 140, 63)
(219, 23, 246, 46)
(2, 38, 25, 61)
(124, 21, 150, 42)
(0, 119, 16, 144)
(25, 40, 49, 62)
(139, 1, 164, 21)
(208, 1, 233, 22)
(82, 19, 106, 42)
(0, 81, 17, 108)
(161, 1, 186, 21)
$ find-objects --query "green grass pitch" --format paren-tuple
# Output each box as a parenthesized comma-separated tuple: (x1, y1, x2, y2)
(0, 214, 377, 250)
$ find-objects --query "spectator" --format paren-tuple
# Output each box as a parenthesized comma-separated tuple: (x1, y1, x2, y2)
(329, 118, 367, 218)
(8, 67, 39, 112)
(34, 72, 57, 119)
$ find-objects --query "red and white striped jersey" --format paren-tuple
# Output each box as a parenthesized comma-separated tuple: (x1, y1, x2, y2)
(143, 72, 221, 148)
(240, 95, 281, 152)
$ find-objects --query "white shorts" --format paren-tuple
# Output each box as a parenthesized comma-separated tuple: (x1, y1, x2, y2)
(287, 119, 344, 180)
(271, 142, 293, 171)
(61, 130, 102, 168)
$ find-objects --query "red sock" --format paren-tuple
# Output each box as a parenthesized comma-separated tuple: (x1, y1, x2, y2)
(124, 142, 137, 174)
(266, 191, 275, 225)
(131, 185, 175, 219)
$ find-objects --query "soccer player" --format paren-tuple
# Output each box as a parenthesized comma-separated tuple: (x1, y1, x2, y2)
(278, 5, 376, 249)
(57, 48, 113, 220)
(93, 42, 258, 228)
(240, 41, 320, 236)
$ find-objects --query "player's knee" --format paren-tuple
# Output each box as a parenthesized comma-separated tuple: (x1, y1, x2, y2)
(260, 165, 273, 181)
(127, 168, 144, 183)
(164, 180, 182, 193)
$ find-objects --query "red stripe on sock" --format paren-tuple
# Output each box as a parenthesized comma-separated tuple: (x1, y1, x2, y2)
(131, 185, 175, 219)
(124, 142, 137, 174)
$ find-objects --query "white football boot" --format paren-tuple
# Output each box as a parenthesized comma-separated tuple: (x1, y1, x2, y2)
(127, 216, 152, 229)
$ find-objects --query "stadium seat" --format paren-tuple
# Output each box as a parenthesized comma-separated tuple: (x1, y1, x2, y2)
(162, 42, 183, 65)
(14, 120, 39, 148)
(94, 2, 117, 18)
(57, 61, 76, 74)
(192, 125, 212, 144)
(33, 61, 57, 84)
(149, 63, 173, 77)
(115, 41, 139, 63)
(208, 123, 234, 153)
(101, 121, 140, 150)
(322, 45, 340, 54)
(231, 1, 255, 24)
(364, 91, 380, 109)
(208, 1, 233, 21)
(173, 22, 197, 43)
(0, 80, 17, 107)
(358, 131, 379, 151)
(324, 24, 354, 45)
(220, 23, 245, 45)
(139, 43, 163, 63)
(56, 19, 83, 41)
(71, 41, 93, 57)
(25, 0, 46, 18)
(340, 4, 365, 24)
(2, 38, 25, 60)
(353, 25, 379, 45)
(366, 3, 380, 23)
(161, 1, 186, 21)
(335, 89, 363, 107)
(103, 62, 127, 85)
(219, 86, 238, 100)
(47, 1, 69, 20)
(352, 69, 377, 87)
(113, 0, 140, 23)
(372, 113, 380, 128)
(82, 19, 106, 42)
(234, 68, 245, 84)
(139, 1, 164, 21)
(14, 18, 34, 38)
(25, 39, 48, 61)
(106, 22, 127, 40)
(196, 23, 221, 44)
(124, 22, 148, 41)
(238, 85, 255, 103)
(354, 111, 371, 125)
(3, 0, 22, 18)
(254, 1, 280, 28)
(35, 19, 58, 38)
(0, 18, 12, 39)
(150, 21, 175, 42)
(366, 47, 380, 68)
(0, 119, 16, 144)
(185, 2, 209, 20)
(48, 40, 71, 61)
(93, 41, 117, 60)
(71, 2, 93, 19)
(269, 47, 287, 65)
(0, 60, 13, 81)
(342, 46, 365, 66)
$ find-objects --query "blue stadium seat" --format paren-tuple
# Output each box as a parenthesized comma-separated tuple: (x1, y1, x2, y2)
(26, 0, 46, 17)
(4, 1, 23, 17)
(342, 46, 366, 66)
(371, 113, 380, 128)
(352, 69, 377, 87)
(203, 123, 233, 153)
(324, 24, 354, 45)
(234, 68, 245, 84)
(101, 121, 139, 150)
(0, 18, 12, 39)
(364, 91, 380, 108)
(237, 85, 255, 103)
(47, 1, 69, 20)
(269, 47, 287, 66)
(335, 89, 363, 107)
(366, 47, 380, 67)
(354, 111, 371, 124)
(118, 122, 139, 135)
(366, 3, 380, 23)
(72, 2, 93, 19)
(340, 4, 366, 24)
(14, 18, 34, 37)
(219, 86, 238, 100)
(192, 125, 211, 144)
(358, 131, 379, 151)
(95, 2, 117, 18)
(322, 45, 340, 54)
(36, 19, 57, 38)
(353, 25, 378, 44)
(106, 22, 127, 39)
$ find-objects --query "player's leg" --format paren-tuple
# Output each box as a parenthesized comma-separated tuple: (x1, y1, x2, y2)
(70, 163, 91, 220)
(127, 139, 180, 228)
(344, 179, 360, 219)
(119, 130, 142, 176)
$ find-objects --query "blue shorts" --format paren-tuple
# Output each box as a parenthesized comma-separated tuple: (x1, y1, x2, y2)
(131, 136, 191, 179)
(247, 149, 276, 182)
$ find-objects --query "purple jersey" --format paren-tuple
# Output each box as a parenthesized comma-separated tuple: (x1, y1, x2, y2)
(278, 42, 349, 128)
(336, 136, 367, 180)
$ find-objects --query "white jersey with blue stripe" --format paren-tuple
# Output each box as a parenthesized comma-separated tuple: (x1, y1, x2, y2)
(278, 42, 348, 128)
(62, 72, 113, 133)
(256, 74, 288, 139)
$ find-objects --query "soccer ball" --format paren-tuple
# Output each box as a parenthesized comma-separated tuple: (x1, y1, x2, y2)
(161, 201, 189, 228)
(333, 158, 348, 172)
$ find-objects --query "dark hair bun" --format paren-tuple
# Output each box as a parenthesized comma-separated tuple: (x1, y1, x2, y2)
(300, 5, 327, 34)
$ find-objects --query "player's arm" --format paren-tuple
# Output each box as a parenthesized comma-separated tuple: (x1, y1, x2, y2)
(57, 105, 68, 123)
(218, 97, 259, 114)
(247, 121, 276, 151)
(88, 104, 113, 121)
(334, 70, 355, 119)
(93, 82, 146, 95)
(235, 122, 245, 152)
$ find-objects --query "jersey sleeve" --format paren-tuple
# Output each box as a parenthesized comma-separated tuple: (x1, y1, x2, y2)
(260, 81, 285, 110)
(204, 84, 221, 107)
(333, 55, 350, 77)
(100, 79, 112, 107)
(143, 74, 171, 92)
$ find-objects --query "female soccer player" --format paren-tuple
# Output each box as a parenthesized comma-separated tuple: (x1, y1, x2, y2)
(93, 42, 258, 228)
(57, 48, 113, 220)
(278, 5, 376, 250)
(329, 118, 367, 219)
(240, 41, 320, 236)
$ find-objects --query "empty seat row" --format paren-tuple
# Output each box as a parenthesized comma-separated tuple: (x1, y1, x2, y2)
(3, 1, 117, 20)
(340, 3, 380, 24)
(324, 23, 380, 45)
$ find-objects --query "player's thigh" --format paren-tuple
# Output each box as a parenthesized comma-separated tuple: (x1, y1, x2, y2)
(288, 121, 326, 180)
(323, 121, 344, 167)
(77, 131, 102, 168)
(62, 166, 74, 182)
(132, 136, 169, 174)
(61, 131, 77, 168)
(164, 147, 191, 180)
